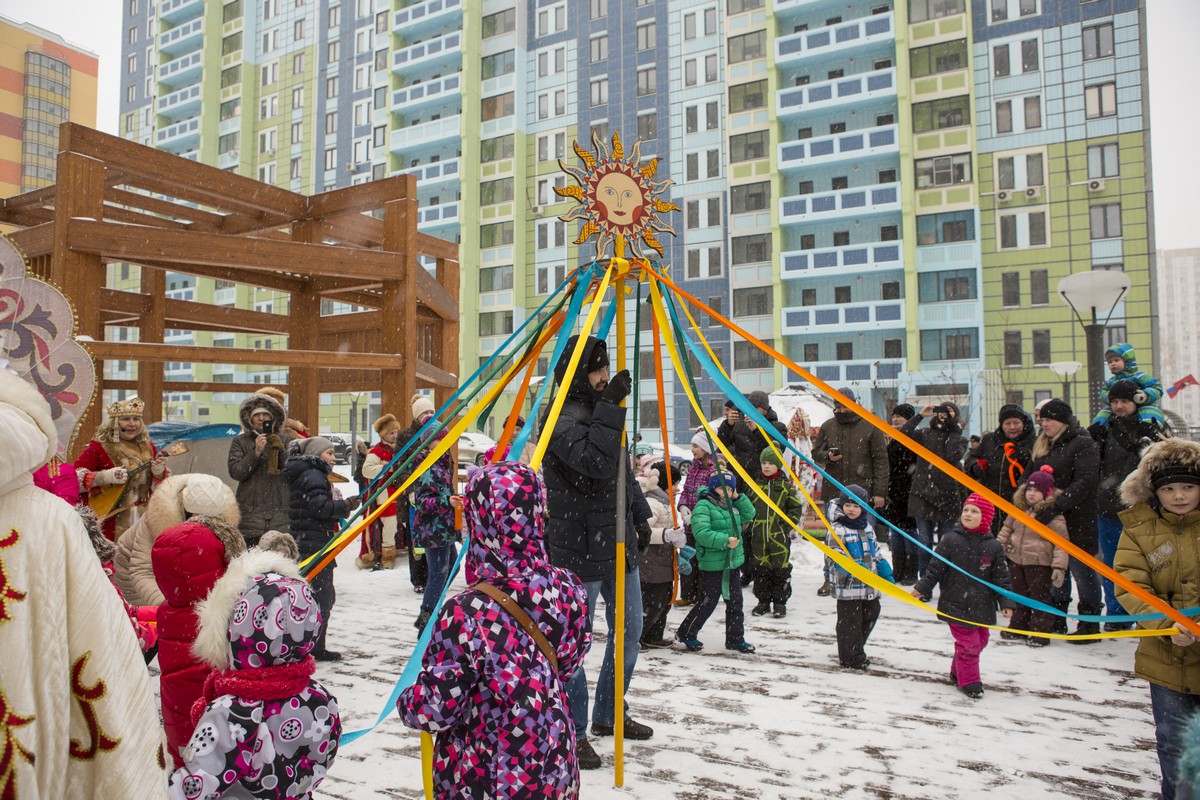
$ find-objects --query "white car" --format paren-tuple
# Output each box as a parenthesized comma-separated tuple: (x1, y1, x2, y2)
(457, 432, 497, 467)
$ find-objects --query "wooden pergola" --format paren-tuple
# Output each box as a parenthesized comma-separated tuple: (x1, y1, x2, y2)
(0, 124, 458, 456)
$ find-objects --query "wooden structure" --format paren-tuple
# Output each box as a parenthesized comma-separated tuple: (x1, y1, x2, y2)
(0, 124, 458, 456)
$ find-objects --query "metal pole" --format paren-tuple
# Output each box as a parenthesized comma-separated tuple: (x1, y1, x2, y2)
(612, 236, 627, 786)
(1084, 323, 1107, 421)
(1062, 377, 1070, 409)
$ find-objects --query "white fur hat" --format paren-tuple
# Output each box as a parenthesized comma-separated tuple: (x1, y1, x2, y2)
(181, 474, 232, 518)
(691, 431, 712, 455)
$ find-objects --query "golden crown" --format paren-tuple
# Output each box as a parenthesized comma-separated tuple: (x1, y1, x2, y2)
(107, 396, 146, 417)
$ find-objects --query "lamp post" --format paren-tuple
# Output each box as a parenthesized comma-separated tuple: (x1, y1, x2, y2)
(1048, 360, 1083, 409)
(1056, 271, 1131, 421)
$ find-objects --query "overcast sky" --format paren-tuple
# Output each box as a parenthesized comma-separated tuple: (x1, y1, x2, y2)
(1, 0, 1196, 249)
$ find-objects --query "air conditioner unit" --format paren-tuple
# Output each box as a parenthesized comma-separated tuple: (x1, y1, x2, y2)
(1087, 178, 1106, 192)
(1025, 186, 1043, 199)
(996, 189, 1012, 202)
(531, 205, 544, 215)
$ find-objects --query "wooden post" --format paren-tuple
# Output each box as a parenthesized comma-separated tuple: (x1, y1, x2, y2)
(289, 219, 322, 429)
(139, 266, 165, 421)
(381, 176, 418, 417)
(436, 255, 460, 390)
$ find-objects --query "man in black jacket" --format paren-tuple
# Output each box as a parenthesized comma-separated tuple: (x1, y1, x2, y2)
(1089, 380, 1167, 631)
(885, 404, 919, 584)
(542, 335, 653, 770)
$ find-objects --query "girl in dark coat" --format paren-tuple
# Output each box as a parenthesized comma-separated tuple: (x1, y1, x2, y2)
(1026, 399, 1102, 639)
(912, 494, 1014, 699)
(967, 403, 1036, 533)
(282, 437, 361, 661)
(901, 402, 968, 578)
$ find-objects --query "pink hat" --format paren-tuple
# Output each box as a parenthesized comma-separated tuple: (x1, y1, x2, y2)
(963, 493, 995, 532)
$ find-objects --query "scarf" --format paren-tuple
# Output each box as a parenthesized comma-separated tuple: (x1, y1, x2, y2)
(190, 656, 316, 727)
(839, 511, 870, 531)
(1002, 441, 1025, 489)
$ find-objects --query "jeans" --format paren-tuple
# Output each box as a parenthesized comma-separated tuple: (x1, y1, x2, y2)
(420, 542, 458, 612)
(948, 623, 990, 687)
(566, 569, 644, 739)
(1051, 551, 1104, 616)
(1150, 682, 1200, 800)
(914, 517, 955, 579)
(1097, 515, 1128, 617)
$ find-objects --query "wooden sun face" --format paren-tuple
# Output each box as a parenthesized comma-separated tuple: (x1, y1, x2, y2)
(555, 130, 679, 261)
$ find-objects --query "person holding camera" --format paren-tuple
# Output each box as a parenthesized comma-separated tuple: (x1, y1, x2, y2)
(228, 390, 292, 546)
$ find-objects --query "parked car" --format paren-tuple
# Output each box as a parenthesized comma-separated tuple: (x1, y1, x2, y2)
(458, 431, 497, 467)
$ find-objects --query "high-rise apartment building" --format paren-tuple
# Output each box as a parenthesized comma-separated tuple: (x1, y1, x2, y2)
(1157, 248, 1200, 436)
(116, 0, 1153, 440)
(0, 16, 97, 198)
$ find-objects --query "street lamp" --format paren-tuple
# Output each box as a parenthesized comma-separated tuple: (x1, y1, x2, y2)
(1056, 271, 1131, 421)
(1048, 360, 1083, 409)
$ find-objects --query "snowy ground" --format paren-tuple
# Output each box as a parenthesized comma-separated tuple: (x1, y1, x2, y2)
(304, 478, 1160, 800)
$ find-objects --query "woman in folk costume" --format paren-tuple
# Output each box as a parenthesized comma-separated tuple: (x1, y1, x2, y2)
(358, 412, 404, 569)
(0, 367, 166, 798)
(74, 396, 168, 541)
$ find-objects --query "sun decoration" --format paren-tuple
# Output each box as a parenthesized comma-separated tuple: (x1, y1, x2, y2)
(554, 130, 680, 262)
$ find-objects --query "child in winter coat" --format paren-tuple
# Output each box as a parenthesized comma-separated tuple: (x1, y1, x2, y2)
(676, 431, 717, 605)
(912, 494, 1014, 699)
(170, 549, 340, 799)
(749, 446, 804, 618)
(1091, 342, 1166, 428)
(151, 514, 247, 769)
(997, 465, 1069, 646)
(409, 434, 462, 633)
(637, 460, 687, 650)
(824, 485, 884, 670)
(1114, 438, 1200, 800)
(674, 472, 757, 654)
(397, 461, 591, 799)
(283, 436, 362, 662)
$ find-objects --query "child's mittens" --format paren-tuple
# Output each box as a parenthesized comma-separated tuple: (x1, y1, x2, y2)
(876, 558, 894, 583)
(677, 506, 692, 525)
(1172, 629, 1197, 648)
(1134, 389, 1149, 405)
(1050, 568, 1066, 588)
(663, 527, 686, 548)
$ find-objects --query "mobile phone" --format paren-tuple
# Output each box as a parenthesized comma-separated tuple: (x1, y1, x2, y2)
(828, 447, 841, 456)
(262, 419, 274, 435)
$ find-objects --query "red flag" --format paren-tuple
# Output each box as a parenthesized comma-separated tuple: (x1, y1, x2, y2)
(1166, 374, 1199, 398)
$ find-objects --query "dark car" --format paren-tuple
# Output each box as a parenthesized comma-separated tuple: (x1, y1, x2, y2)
(324, 434, 354, 465)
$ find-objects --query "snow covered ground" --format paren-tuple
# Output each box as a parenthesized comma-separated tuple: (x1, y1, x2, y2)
(307, 490, 1161, 799)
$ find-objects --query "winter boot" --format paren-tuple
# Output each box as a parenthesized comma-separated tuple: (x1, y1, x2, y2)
(751, 601, 771, 617)
(772, 603, 787, 619)
(577, 739, 602, 770)
(355, 551, 376, 570)
(1070, 620, 1101, 645)
(381, 545, 397, 569)
(1051, 598, 1070, 635)
(414, 607, 433, 632)
(817, 580, 832, 597)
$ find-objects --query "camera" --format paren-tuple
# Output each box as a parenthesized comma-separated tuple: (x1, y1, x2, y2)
(828, 447, 841, 457)
(262, 419, 274, 435)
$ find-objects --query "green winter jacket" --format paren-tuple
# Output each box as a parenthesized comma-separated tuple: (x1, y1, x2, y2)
(749, 474, 804, 570)
(692, 490, 756, 573)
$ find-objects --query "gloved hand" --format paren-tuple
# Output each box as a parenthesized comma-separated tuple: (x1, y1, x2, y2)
(976, 458, 988, 473)
(635, 519, 652, 551)
(95, 467, 127, 486)
(1051, 568, 1066, 588)
(266, 433, 284, 450)
(1035, 505, 1058, 525)
(343, 496, 362, 514)
(150, 457, 167, 478)
(677, 506, 692, 525)
(663, 527, 686, 548)
(1134, 390, 1148, 405)
(600, 369, 632, 404)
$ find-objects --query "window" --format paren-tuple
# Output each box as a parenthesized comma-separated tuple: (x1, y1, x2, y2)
(684, 60, 697, 87)
(221, 65, 241, 88)
(222, 32, 243, 54)
(1020, 0, 1037, 15)
(729, 80, 766, 112)
(536, 5, 567, 35)
(915, 153, 972, 188)
(479, 311, 514, 338)
(999, 210, 1047, 248)
(323, 147, 336, 171)
(482, 9, 516, 37)
(804, 343, 820, 361)
(327, 4, 340, 27)
(733, 287, 772, 317)
(327, 40, 339, 62)
(912, 96, 969, 131)
(293, 52, 305, 74)
(991, 0, 1007, 21)
(1026, 153, 1044, 186)
(1004, 331, 1022, 366)
(800, 235, 815, 250)
(536, 220, 566, 249)
(685, 197, 721, 229)
(833, 231, 850, 247)
(289, 157, 301, 179)
(729, 0, 764, 11)
(831, 176, 848, 190)
(1083, 23, 1114, 60)
(480, 178, 514, 206)
(292, 86, 304, 108)
(259, 94, 278, 119)
(916, 211, 975, 244)
(590, 35, 608, 63)
(590, 0, 607, 18)
(706, 102, 719, 130)
(729, 31, 765, 63)
(637, 113, 656, 140)
(919, 269, 977, 302)
(481, 135, 514, 164)
(734, 340, 773, 370)
(482, 50, 515, 79)
(480, 222, 514, 248)
(684, 247, 723, 278)
(911, 41, 967, 77)
(1088, 143, 1120, 178)
(684, 12, 696, 40)
(1001, 272, 1020, 306)
(731, 234, 770, 265)
(636, 67, 656, 97)
(325, 76, 338, 99)
(1085, 83, 1117, 119)
(731, 182, 770, 214)
(921, 329, 978, 360)
(1021, 39, 1039, 73)
(590, 78, 608, 107)
(324, 111, 337, 134)
(1031, 330, 1051, 365)
(481, 92, 514, 120)
(730, 131, 768, 162)
(801, 289, 817, 306)
(706, 54, 718, 82)
(993, 44, 1010, 77)
(294, 18, 305, 39)
(996, 100, 1012, 133)
(259, 129, 277, 153)
(1030, 270, 1049, 305)
(909, 0, 965, 22)
(220, 99, 241, 120)
(637, 22, 656, 51)
(1090, 204, 1121, 239)
(1024, 96, 1041, 129)
(882, 281, 901, 301)
(834, 286, 852, 304)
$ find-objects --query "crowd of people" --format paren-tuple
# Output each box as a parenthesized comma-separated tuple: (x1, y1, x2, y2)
(4, 337, 1200, 799)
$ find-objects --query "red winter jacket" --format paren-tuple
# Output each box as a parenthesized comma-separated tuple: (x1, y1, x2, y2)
(151, 520, 234, 769)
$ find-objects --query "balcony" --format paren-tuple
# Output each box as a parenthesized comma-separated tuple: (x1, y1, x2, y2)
(157, 84, 202, 120)
(393, 0, 463, 38)
(158, 51, 202, 89)
(782, 300, 905, 335)
(400, 157, 460, 188)
(392, 32, 462, 74)
(781, 240, 902, 278)
(777, 68, 896, 118)
(390, 115, 461, 151)
(158, 17, 203, 58)
(776, 13, 894, 67)
(797, 359, 905, 384)
(778, 124, 897, 171)
(917, 300, 980, 329)
(391, 74, 461, 112)
(159, 0, 202, 24)
(417, 202, 459, 231)
(780, 182, 900, 224)
(156, 117, 200, 151)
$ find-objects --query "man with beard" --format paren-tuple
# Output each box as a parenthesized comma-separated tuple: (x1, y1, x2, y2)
(901, 403, 968, 579)
(967, 404, 1036, 533)
(541, 334, 653, 771)
(1089, 380, 1168, 631)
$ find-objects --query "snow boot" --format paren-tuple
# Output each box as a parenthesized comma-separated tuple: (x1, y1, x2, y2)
(817, 580, 832, 597)
(414, 607, 433, 632)
(1070, 619, 1101, 644)
(381, 545, 397, 569)
(960, 682, 984, 699)
(356, 551, 377, 570)
(577, 739, 602, 770)
(751, 601, 771, 617)
(772, 603, 787, 618)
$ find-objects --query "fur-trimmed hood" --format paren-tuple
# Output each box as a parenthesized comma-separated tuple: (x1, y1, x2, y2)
(1011, 485, 1063, 514)
(191, 548, 305, 670)
(151, 516, 247, 608)
(1120, 438, 1200, 507)
(141, 473, 241, 537)
(238, 392, 286, 433)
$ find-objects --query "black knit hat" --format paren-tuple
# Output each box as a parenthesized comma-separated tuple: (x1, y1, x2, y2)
(1039, 399, 1073, 424)
(891, 403, 917, 420)
(1108, 379, 1139, 403)
(1151, 464, 1200, 490)
(998, 404, 1026, 424)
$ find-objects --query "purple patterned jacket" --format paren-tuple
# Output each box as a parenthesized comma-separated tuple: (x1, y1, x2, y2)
(397, 461, 592, 799)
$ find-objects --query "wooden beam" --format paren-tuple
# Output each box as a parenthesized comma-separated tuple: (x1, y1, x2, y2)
(318, 310, 380, 335)
(416, 232, 458, 263)
(415, 358, 457, 388)
(108, 378, 385, 394)
(101, 203, 190, 230)
(415, 266, 458, 322)
(288, 219, 321, 432)
(139, 266, 165, 420)
(85, 340, 404, 371)
(381, 196, 417, 415)
(106, 188, 228, 230)
(127, 259, 306, 294)
(307, 175, 411, 219)
(66, 219, 407, 281)
(6, 222, 55, 258)
(0, 206, 54, 228)
(98, 288, 150, 315)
